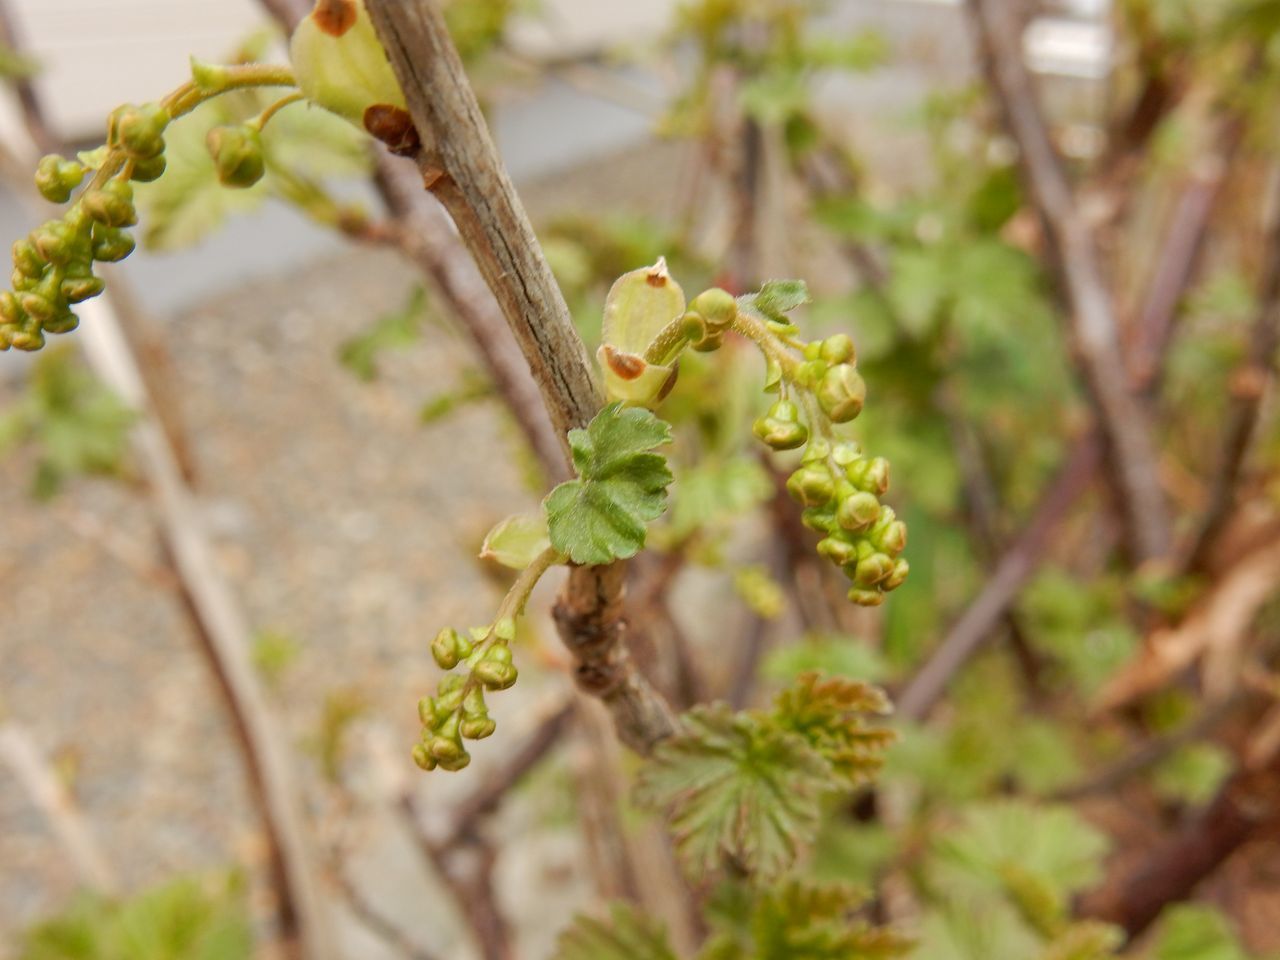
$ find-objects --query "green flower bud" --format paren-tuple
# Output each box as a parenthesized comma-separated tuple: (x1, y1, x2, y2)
(32, 221, 80, 266)
(431, 627, 465, 670)
(12, 239, 43, 278)
(786, 463, 835, 507)
(831, 441, 863, 467)
(876, 520, 908, 555)
(801, 438, 832, 464)
(130, 155, 167, 183)
(91, 225, 135, 263)
(462, 686, 487, 717)
(61, 276, 103, 305)
(819, 333, 855, 366)
(19, 291, 56, 322)
(411, 743, 437, 771)
(110, 103, 170, 160)
(0, 291, 19, 323)
(436, 750, 471, 772)
(802, 341, 822, 361)
(460, 716, 497, 740)
(35, 156, 87, 204)
(847, 586, 885, 607)
(801, 504, 835, 534)
(817, 535, 859, 566)
(83, 181, 137, 228)
(474, 645, 517, 690)
(688, 287, 737, 331)
(853, 553, 895, 586)
(837, 491, 881, 531)
(418, 696, 438, 726)
(753, 400, 809, 450)
(883, 558, 910, 591)
(817, 363, 866, 423)
(8, 318, 44, 351)
(847, 456, 890, 495)
(207, 126, 266, 189)
(42, 312, 79, 335)
(796, 358, 827, 387)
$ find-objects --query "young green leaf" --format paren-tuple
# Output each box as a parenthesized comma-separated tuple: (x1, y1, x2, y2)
(553, 904, 679, 960)
(543, 403, 674, 566)
(772, 673, 895, 788)
(597, 257, 685, 405)
(636, 702, 832, 884)
(481, 513, 552, 570)
(1152, 905, 1253, 960)
(739, 279, 811, 325)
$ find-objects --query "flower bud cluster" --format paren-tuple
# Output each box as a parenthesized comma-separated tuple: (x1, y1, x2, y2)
(679, 286, 738, 353)
(413, 621, 518, 772)
(787, 438, 908, 606)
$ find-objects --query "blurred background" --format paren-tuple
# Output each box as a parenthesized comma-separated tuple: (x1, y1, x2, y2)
(2, 0, 1279, 958)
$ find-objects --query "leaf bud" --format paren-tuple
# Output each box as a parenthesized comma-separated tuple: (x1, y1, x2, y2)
(853, 552, 895, 586)
(35, 156, 87, 204)
(110, 103, 170, 160)
(207, 125, 266, 189)
(837, 491, 881, 531)
(786, 463, 835, 507)
(688, 287, 737, 331)
(817, 363, 866, 422)
(847, 586, 885, 607)
(83, 181, 137, 228)
(460, 716, 497, 740)
(819, 333, 856, 366)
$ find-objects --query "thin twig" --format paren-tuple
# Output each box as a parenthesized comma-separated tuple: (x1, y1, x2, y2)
(333, 858, 441, 960)
(0, 722, 118, 895)
(895, 435, 1101, 721)
(966, 0, 1171, 562)
(365, 0, 677, 755)
(1182, 166, 1280, 573)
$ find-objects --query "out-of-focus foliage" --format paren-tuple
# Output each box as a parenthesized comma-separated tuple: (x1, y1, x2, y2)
(18, 874, 251, 960)
(0, 346, 134, 498)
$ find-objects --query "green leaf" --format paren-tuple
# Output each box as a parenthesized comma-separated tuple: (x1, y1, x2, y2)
(741, 280, 811, 325)
(699, 878, 912, 960)
(929, 801, 1110, 903)
(636, 703, 832, 884)
(543, 403, 674, 566)
(1038, 922, 1124, 960)
(1151, 742, 1232, 807)
(669, 456, 772, 539)
(337, 286, 426, 382)
(772, 673, 895, 788)
(553, 904, 679, 960)
(1153, 905, 1251, 960)
(481, 513, 551, 570)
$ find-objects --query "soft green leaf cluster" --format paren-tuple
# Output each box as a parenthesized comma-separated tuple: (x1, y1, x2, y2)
(544, 403, 674, 565)
(0, 346, 134, 499)
(19, 874, 250, 960)
(636, 673, 894, 884)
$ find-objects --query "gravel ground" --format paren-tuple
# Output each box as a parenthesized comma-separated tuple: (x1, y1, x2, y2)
(0, 243, 591, 959)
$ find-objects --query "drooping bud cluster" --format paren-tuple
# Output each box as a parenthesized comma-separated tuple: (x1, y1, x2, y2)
(0, 103, 169, 351)
(413, 621, 518, 771)
(786, 439, 907, 606)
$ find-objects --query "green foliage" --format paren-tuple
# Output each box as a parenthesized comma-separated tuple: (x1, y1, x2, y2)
(0, 347, 134, 498)
(637, 673, 893, 884)
(544, 403, 675, 565)
(699, 878, 911, 960)
(337, 286, 427, 382)
(1152, 742, 1233, 806)
(554, 904, 679, 960)
(18, 874, 251, 960)
(481, 512, 551, 570)
(1152, 905, 1257, 960)
(251, 629, 301, 690)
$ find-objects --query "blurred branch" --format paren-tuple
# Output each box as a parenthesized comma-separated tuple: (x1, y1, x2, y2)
(1182, 167, 1280, 573)
(896, 435, 1101, 721)
(333, 858, 441, 960)
(965, 0, 1171, 562)
(0, 0, 56, 154)
(365, 0, 677, 756)
(0, 722, 117, 895)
